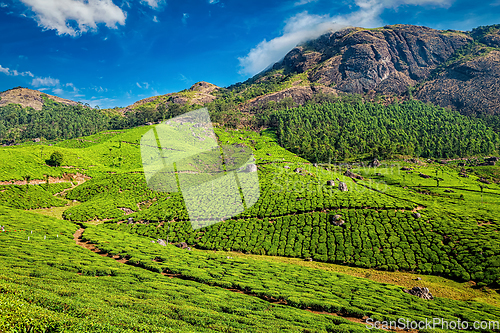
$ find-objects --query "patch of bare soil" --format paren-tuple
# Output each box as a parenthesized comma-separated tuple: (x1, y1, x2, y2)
(477, 221, 494, 226)
(0, 173, 91, 186)
(73, 228, 104, 254)
(118, 207, 135, 215)
(397, 206, 426, 213)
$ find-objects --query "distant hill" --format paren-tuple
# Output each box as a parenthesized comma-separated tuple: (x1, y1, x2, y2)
(0, 82, 223, 144)
(118, 81, 220, 115)
(0, 89, 108, 144)
(0, 87, 79, 110)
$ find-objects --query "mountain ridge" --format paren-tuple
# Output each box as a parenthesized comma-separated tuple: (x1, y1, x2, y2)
(2, 23, 500, 118)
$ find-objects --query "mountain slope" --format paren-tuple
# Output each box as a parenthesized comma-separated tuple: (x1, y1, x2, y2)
(0, 87, 78, 110)
(256, 24, 500, 116)
(415, 26, 500, 116)
(118, 81, 220, 114)
(272, 25, 471, 94)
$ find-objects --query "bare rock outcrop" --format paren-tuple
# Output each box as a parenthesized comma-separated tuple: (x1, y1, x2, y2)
(331, 214, 345, 226)
(273, 25, 471, 96)
(415, 50, 500, 116)
(403, 287, 434, 300)
(344, 170, 364, 180)
(338, 182, 348, 192)
(175, 242, 191, 250)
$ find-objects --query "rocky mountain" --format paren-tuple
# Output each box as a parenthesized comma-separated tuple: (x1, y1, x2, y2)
(254, 24, 500, 116)
(415, 31, 500, 116)
(0, 87, 79, 110)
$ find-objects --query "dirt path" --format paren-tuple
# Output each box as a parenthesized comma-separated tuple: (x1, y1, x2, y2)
(71, 228, 395, 330)
(73, 228, 127, 263)
(0, 173, 91, 186)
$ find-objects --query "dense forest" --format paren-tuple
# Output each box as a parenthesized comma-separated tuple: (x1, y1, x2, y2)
(275, 99, 500, 162)
(0, 96, 109, 143)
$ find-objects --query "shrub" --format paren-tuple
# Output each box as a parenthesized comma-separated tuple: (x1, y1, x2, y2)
(46, 151, 63, 167)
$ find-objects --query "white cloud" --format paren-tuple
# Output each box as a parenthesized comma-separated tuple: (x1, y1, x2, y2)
(389, 0, 453, 6)
(153, 15, 159, 22)
(32, 76, 60, 87)
(179, 74, 194, 86)
(182, 13, 189, 24)
(52, 88, 64, 95)
(136, 82, 150, 89)
(0, 64, 34, 77)
(19, 0, 127, 36)
(89, 85, 106, 93)
(78, 97, 116, 108)
(294, 0, 318, 6)
(141, 0, 165, 9)
(238, 0, 455, 76)
(0, 3, 7, 7)
(238, 12, 348, 76)
(208, 0, 219, 4)
(66, 82, 78, 92)
(12, 69, 34, 76)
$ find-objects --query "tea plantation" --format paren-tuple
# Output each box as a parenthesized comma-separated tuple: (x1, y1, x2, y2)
(1, 124, 500, 332)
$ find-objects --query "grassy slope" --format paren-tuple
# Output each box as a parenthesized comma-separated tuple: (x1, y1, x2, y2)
(1, 125, 500, 331)
(0, 127, 148, 181)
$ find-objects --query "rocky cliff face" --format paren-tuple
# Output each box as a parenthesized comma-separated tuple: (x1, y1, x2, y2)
(266, 24, 500, 115)
(415, 49, 500, 116)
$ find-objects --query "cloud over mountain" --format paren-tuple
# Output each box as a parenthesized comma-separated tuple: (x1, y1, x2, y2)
(238, 0, 456, 76)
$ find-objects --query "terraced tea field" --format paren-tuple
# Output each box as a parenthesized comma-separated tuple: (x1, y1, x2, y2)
(0, 126, 499, 332)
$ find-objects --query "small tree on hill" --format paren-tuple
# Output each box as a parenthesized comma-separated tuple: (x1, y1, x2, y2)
(47, 151, 63, 167)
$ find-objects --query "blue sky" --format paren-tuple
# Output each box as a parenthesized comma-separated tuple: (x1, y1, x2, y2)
(0, 0, 499, 108)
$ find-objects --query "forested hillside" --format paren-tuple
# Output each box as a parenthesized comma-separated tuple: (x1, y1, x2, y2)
(275, 99, 499, 162)
(0, 91, 196, 144)
(0, 96, 109, 143)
